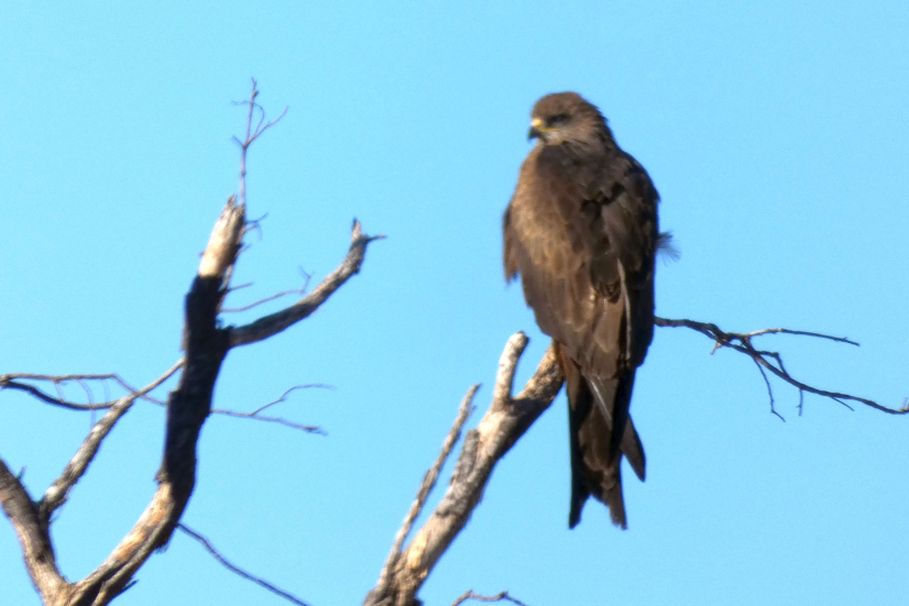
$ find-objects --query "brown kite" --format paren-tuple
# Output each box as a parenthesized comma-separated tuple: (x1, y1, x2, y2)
(503, 92, 660, 529)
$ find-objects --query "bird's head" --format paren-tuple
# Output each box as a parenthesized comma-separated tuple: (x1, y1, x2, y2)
(527, 92, 610, 148)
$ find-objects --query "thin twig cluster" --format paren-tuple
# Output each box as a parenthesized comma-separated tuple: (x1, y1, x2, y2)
(654, 317, 909, 417)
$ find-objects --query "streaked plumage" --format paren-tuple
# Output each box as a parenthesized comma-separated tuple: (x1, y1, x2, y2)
(504, 92, 659, 528)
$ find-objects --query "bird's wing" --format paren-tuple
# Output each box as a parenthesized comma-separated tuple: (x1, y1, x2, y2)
(504, 145, 657, 527)
(585, 151, 659, 368)
(505, 146, 658, 376)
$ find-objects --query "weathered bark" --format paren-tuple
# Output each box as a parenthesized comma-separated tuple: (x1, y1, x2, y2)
(365, 334, 563, 606)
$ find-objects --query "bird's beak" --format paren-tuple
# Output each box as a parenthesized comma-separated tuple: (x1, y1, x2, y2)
(528, 117, 544, 141)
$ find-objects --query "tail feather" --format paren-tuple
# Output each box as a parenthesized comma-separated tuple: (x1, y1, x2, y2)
(622, 418, 646, 482)
(589, 374, 646, 482)
(557, 343, 645, 529)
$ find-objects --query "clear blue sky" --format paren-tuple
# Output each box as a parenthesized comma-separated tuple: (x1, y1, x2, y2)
(2, 2, 908, 605)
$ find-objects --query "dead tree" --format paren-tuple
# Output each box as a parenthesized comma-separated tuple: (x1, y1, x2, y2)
(2, 82, 905, 606)
(364, 324, 908, 606)
(0, 81, 379, 606)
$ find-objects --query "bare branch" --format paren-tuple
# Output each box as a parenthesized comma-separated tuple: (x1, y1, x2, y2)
(40, 361, 184, 518)
(3, 372, 127, 382)
(365, 336, 563, 606)
(229, 220, 384, 348)
(224, 265, 313, 314)
(740, 327, 859, 345)
(198, 195, 246, 282)
(373, 385, 478, 598)
(62, 196, 244, 604)
(2, 366, 327, 434)
(209, 408, 325, 434)
(222, 286, 308, 313)
(234, 78, 288, 208)
(0, 379, 108, 411)
(0, 370, 174, 412)
(177, 523, 311, 606)
(211, 383, 336, 433)
(655, 316, 909, 416)
(77, 379, 95, 405)
(367, 314, 904, 604)
(752, 357, 784, 422)
(0, 460, 68, 603)
(252, 384, 331, 414)
(451, 590, 530, 606)
(492, 332, 527, 405)
(3, 81, 374, 605)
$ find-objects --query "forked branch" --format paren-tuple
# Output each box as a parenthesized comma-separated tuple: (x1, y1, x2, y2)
(1, 81, 379, 606)
(365, 334, 562, 606)
(0, 370, 325, 433)
(40, 361, 184, 520)
(654, 316, 908, 416)
(368, 314, 904, 604)
(233, 77, 288, 207)
(229, 219, 384, 347)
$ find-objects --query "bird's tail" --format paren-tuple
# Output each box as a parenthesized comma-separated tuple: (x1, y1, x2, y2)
(557, 344, 645, 529)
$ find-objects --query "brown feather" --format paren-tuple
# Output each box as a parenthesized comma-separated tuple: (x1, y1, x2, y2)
(503, 92, 659, 528)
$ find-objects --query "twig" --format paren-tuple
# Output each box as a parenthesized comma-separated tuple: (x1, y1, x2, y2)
(654, 316, 908, 416)
(742, 327, 859, 345)
(752, 357, 784, 422)
(451, 590, 529, 606)
(209, 408, 325, 434)
(2, 367, 328, 433)
(222, 287, 308, 313)
(232, 78, 288, 208)
(0, 370, 175, 411)
(0, 380, 108, 411)
(177, 523, 311, 606)
(251, 384, 335, 415)
(212, 380, 337, 434)
(223, 267, 315, 314)
(229, 220, 384, 348)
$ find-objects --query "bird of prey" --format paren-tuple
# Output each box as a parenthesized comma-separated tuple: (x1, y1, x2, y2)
(503, 92, 660, 529)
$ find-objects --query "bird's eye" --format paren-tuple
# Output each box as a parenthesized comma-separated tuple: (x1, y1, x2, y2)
(548, 113, 569, 126)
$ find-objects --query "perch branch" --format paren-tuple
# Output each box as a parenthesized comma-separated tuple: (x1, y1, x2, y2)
(369, 315, 904, 604)
(364, 333, 563, 606)
(373, 385, 478, 597)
